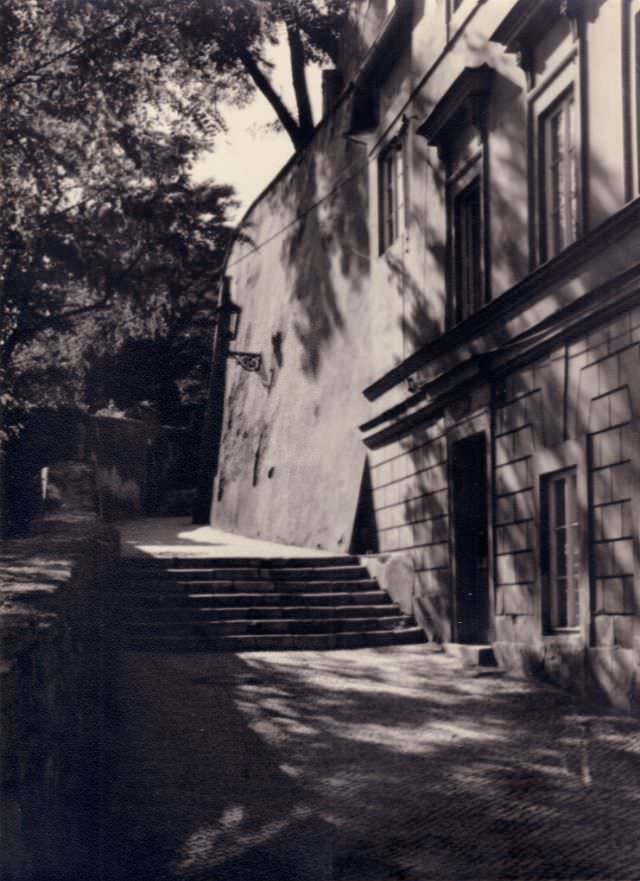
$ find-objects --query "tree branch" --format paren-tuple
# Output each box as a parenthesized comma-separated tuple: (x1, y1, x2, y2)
(237, 48, 305, 151)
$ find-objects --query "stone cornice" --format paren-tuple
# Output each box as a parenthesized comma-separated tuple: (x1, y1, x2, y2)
(363, 197, 640, 402)
(491, 0, 581, 53)
(360, 269, 640, 449)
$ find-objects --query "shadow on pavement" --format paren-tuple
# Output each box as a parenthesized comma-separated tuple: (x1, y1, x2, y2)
(101, 643, 640, 881)
(102, 649, 338, 881)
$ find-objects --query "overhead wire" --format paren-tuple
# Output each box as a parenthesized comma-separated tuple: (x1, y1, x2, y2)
(220, 0, 488, 277)
(223, 151, 373, 272)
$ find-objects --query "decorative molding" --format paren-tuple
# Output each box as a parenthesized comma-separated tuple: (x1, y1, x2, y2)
(361, 279, 640, 450)
(227, 350, 273, 389)
(361, 357, 488, 436)
(447, 395, 472, 421)
(416, 65, 494, 161)
(362, 358, 490, 449)
(491, 0, 580, 78)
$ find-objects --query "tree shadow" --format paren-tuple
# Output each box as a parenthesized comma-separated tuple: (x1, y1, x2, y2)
(364, 42, 640, 694)
(220, 649, 640, 881)
(274, 108, 370, 378)
(102, 649, 338, 881)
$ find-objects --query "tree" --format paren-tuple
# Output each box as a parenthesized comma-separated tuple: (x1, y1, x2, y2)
(1, 0, 237, 438)
(1, 1, 345, 429)
(210, 0, 347, 150)
(9, 179, 237, 419)
(80, 179, 237, 425)
(159, 0, 347, 150)
(0, 0, 343, 533)
(0, 173, 236, 535)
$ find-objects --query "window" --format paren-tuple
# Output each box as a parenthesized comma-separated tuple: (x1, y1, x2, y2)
(378, 139, 404, 253)
(540, 89, 578, 261)
(491, 7, 582, 265)
(541, 468, 580, 630)
(628, 1, 640, 196)
(416, 65, 492, 325)
(448, 147, 486, 326)
(453, 176, 482, 324)
(635, 9, 640, 190)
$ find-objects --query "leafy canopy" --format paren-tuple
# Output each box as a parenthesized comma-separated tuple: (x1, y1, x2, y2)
(0, 0, 345, 441)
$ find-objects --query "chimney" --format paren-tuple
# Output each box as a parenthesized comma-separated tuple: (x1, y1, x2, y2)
(321, 69, 344, 117)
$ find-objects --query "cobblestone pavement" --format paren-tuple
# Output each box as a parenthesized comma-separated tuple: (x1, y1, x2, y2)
(103, 645, 640, 881)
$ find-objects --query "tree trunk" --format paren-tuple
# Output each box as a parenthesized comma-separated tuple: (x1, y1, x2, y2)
(238, 49, 307, 151)
(286, 21, 314, 145)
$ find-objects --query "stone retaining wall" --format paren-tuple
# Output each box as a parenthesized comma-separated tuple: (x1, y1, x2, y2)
(0, 461, 119, 881)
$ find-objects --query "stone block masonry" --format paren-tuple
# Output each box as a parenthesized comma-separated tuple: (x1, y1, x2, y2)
(0, 461, 120, 881)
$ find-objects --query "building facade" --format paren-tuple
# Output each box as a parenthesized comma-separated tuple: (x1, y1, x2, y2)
(207, 0, 640, 710)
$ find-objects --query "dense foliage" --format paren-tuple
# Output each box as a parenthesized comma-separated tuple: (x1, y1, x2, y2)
(1, 0, 346, 445)
(1, 0, 234, 435)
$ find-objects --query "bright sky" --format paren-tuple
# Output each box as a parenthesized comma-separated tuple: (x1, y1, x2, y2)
(192, 39, 323, 222)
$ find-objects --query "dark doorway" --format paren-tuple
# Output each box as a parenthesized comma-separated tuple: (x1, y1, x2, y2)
(350, 458, 379, 555)
(451, 433, 489, 643)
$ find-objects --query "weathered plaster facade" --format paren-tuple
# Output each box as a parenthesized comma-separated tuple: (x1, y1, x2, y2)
(209, 0, 640, 709)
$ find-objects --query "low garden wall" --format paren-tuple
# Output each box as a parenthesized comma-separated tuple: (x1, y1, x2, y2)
(0, 461, 119, 881)
(2, 409, 196, 537)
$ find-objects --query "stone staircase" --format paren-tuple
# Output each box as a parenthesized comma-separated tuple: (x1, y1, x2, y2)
(118, 555, 426, 651)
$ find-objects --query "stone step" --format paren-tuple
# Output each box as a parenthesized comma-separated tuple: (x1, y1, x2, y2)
(443, 643, 498, 668)
(264, 566, 370, 581)
(125, 603, 400, 621)
(121, 555, 359, 570)
(125, 615, 410, 637)
(126, 627, 426, 653)
(122, 565, 370, 582)
(120, 589, 392, 608)
(121, 578, 379, 594)
(117, 554, 425, 653)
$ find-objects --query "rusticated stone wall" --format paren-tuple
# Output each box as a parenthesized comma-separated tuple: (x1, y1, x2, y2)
(0, 461, 119, 881)
(365, 305, 640, 712)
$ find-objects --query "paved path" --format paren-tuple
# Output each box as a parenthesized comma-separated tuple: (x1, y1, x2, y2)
(103, 644, 640, 881)
(116, 517, 338, 560)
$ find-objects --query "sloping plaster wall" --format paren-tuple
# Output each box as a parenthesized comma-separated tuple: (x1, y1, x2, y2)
(211, 0, 633, 552)
(212, 97, 396, 551)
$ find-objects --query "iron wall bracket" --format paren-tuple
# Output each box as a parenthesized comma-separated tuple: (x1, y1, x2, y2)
(228, 351, 263, 372)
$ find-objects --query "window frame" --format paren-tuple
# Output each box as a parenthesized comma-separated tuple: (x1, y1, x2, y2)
(416, 64, 493, 327)
(635, 8, 640, 192)
(451, 168, 483, 326)
(529, 49, 582, 268)
(624, 1, 640, 198)
(446, 138, 488, 329)
(378, 136, 405, 254)
(539, 86, 579, 263)
(540, 467, 580, 632)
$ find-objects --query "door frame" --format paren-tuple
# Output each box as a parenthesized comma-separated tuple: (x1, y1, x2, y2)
(448, 423, 495, 644)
